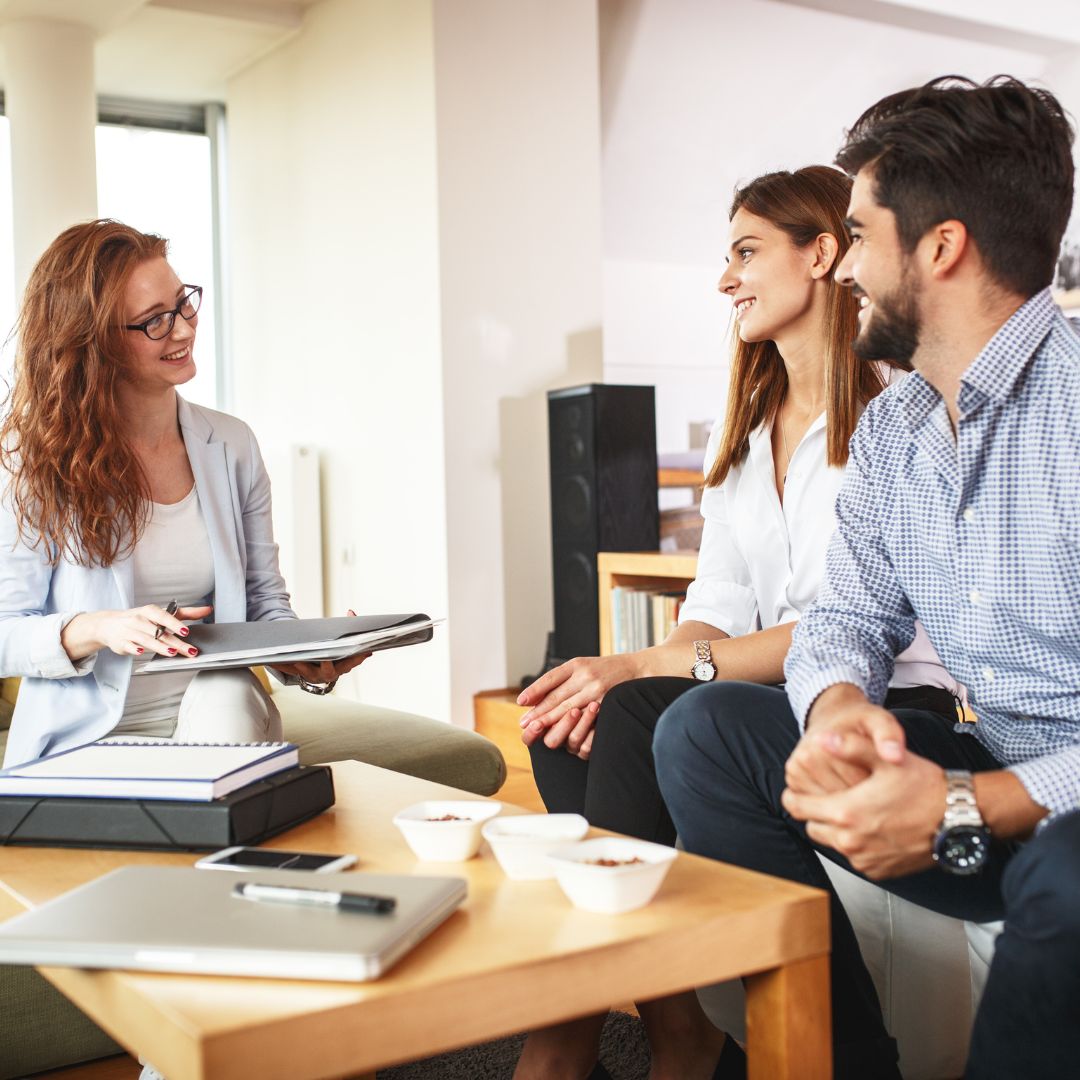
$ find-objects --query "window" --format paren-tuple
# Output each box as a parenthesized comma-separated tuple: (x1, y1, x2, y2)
(0, 116, 16, 372)
(0, 100, 225, 406)
(96, 121, 219, 407)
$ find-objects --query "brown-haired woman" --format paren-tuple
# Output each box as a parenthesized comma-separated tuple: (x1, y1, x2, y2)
(513, 167, 960, 1079)
(0, 220, 365, 768)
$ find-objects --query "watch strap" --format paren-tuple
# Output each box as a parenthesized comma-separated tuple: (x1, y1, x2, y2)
(942, 769, 984, 829)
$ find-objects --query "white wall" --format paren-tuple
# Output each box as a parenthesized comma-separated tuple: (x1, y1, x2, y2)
(432, 0, 604, 726)
(226, 0, 452, 721)
(227, 0, 604, 726)
(599, 0, 1049, 458)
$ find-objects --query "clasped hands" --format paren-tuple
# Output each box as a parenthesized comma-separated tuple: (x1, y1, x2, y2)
(782, 686, 946, 880)
(517, 653, 645, 760)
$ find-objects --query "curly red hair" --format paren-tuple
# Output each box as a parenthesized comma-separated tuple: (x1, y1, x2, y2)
(0, 220, 168, 567)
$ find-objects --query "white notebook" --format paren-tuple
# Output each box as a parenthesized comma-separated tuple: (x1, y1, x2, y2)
(0, 739, 298, 801)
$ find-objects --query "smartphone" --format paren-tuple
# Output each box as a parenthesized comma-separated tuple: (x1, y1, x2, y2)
(193, 847, 358, 873)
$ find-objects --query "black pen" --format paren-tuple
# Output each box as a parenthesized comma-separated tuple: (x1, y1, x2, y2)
(232, 881, 396, 915)
(154, 599, 179, 640)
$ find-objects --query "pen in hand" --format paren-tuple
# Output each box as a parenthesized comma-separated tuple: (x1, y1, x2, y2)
(154, 599, 179, 640)
(233, 881, 397, 915)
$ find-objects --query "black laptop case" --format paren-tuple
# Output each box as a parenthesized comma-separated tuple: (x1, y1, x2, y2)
(0, 764, 334, 851)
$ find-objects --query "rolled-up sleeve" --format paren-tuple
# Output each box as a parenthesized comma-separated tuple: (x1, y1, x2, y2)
(784, 404, 917, 727)
(1009, 747, 1080, 821)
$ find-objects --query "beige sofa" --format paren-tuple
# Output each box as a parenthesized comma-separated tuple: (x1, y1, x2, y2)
(698, 858, 1002, 1079)
(0, 678, 506, 1079)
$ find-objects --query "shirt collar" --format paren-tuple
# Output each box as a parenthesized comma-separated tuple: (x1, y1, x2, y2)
(959, 288, 1057, 409)
(894, 369, 940, 431)
(894, 288, 1057, 429)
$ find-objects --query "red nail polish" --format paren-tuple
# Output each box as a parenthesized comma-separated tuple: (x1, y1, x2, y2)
(136, 647, 144, 654)
(178, 627, 189, 637)
(188, 648, 198, 656)
(168, 648, 178, 655)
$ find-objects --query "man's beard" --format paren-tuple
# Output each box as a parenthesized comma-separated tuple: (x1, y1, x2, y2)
(853, 279, 921, 365)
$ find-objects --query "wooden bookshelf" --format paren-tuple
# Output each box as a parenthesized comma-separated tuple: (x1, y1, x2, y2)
(598, 550, 698, 655)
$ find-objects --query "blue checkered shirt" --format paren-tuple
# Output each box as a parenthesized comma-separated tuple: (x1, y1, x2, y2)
(785, 289, 1080, 818)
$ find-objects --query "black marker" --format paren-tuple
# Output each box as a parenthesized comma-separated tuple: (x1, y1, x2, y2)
(233, 881, 396, 915)
(154, 599, 179, 640)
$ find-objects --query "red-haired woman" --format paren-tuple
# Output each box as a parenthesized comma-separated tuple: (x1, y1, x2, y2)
(0, 220, 364, 767)
(514, 167, 961, 1079)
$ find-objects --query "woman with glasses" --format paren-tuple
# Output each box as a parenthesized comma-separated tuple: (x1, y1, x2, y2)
(0, 220, 364, 767)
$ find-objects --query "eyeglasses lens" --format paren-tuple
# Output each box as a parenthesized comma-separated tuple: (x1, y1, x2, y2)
(144, 289, 201, 340)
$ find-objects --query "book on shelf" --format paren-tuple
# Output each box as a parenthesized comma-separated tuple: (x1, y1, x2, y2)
(610, 586, 685, 653)
(0, 739, 299, 801)
(136, 613, 440, 675)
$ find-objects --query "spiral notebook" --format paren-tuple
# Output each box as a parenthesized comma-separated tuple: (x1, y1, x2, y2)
(0, 738, 299, 801)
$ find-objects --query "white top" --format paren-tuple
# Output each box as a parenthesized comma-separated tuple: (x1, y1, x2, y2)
(117, 486, 215, 733)
(680, 407, 960, 694)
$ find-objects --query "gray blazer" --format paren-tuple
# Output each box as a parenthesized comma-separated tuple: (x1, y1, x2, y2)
(0, 397, 295, 767)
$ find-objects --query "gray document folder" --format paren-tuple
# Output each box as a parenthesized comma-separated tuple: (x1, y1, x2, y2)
(0, 866, 466, 981)
(138, 613, 437, 674)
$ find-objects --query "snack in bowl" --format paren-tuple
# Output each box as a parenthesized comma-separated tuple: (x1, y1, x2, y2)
(546, 836, 677, 913)
(393, 800, 502, 861)
(481, 813, 590, 880)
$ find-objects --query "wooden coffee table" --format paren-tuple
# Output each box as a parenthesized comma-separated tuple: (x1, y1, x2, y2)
(0, 761, 831, 1079)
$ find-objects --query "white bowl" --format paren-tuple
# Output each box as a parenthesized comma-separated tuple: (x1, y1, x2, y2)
(392, 800, 502, 861)
(546, 836, 678, 913)
(481, 814, 590, 880)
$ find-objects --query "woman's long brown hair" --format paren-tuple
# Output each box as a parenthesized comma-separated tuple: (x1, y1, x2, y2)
(0, 220, 168, 567)
(706, 166, 905, 488)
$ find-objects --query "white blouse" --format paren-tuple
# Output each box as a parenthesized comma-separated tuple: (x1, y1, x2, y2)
(679, 409, 960, 694)
(117, 486, 216, 733)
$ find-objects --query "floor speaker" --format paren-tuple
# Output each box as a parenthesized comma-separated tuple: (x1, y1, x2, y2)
(547, 384, 658, 663)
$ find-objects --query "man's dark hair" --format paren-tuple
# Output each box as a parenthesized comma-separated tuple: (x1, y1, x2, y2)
(836, 75, 1075, 297)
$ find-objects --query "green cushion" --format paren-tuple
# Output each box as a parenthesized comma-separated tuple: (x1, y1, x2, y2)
(276, 687, 506, 796)
(0, 965, 122, 1079)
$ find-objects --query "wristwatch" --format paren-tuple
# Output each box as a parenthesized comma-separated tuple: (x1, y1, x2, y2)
(690, 640, 716, 682)
(932, 770, 990, 875)
(299, 678, 337, 696)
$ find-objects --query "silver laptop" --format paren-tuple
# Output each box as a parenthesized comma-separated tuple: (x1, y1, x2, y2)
(0, 866, 466, 981)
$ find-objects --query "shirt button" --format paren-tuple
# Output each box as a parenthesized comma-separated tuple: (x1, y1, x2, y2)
(982, 666, 995, 682)
(963, 507, 975, 522)
(969, 589, 983, 604)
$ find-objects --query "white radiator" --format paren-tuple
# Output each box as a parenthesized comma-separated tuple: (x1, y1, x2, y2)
(268, 444, 324, 618)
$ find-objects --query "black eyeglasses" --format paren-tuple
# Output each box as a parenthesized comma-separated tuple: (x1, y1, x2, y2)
(125, 285, 203, 340)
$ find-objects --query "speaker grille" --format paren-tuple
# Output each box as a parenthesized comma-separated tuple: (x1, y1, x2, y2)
(547, 385, 658, 660)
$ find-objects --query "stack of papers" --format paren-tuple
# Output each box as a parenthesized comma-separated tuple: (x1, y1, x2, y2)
(136, 613, 440, 675)
(0, 739, 299, 801)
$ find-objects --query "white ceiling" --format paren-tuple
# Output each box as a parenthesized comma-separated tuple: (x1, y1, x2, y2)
(0, 0, 324, 102)
(776, 0, 1080, 52)
(0, 0, 1076, 106)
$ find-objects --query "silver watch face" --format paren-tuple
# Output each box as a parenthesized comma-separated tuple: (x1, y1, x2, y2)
(691, 659, 716, 682)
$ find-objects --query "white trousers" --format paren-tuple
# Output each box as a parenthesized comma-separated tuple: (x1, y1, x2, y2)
(173, 669, 283, 743)
(118, 669, 283, 743)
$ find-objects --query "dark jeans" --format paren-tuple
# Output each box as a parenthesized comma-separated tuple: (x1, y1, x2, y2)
(529, 676, 695, 841)
(529, 676, 957, 844)
(652, 681, 1080, 1079)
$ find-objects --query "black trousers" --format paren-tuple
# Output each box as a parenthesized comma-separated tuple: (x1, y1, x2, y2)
(652, 681, 1080, 1079)
(529, 676, 957, 844)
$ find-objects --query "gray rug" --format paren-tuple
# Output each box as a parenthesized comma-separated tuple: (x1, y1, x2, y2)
(376, 1010, 649, 1079)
